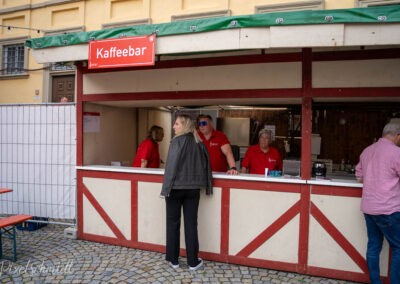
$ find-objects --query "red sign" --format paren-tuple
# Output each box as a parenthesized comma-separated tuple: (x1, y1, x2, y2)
(88, 35, 155, 69)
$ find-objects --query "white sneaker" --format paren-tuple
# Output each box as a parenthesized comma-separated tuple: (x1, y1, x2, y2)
(168, 261, 179, 269)
(189, 258, 203, 271)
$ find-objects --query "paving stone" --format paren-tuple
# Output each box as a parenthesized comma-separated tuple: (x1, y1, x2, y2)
(0, 224, 362, 284)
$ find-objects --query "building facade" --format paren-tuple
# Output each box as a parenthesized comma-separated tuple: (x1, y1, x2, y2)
(2, 0, 397, 104)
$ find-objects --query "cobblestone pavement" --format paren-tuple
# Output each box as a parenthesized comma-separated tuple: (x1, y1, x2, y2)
(0, 224, 361, 284)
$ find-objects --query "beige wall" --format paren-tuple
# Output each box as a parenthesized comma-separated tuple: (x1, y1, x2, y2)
(313, 59, 400, 88)
(82, 103, 171, 167)
(83, 103, 137, 166)
(83, 62, 302, 94)
(1, 0, 357, 103)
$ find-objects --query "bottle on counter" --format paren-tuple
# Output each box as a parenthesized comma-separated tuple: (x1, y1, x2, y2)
(340, 159, 345, 171)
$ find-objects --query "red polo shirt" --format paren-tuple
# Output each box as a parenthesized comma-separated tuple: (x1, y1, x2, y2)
(242, 145, 282, 174)
(198, 130, 230, 172)
(132, 138, 160, 168)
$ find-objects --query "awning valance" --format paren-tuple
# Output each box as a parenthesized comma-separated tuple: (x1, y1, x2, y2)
(25, 5, 400, 50)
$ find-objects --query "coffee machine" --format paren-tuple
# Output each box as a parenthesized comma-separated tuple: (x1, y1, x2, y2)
(312, 162, 327, 178)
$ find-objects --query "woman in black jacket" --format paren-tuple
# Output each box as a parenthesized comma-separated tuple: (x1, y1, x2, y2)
(161, 114, 212, 271)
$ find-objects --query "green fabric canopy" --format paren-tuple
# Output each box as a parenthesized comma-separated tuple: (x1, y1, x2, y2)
(25, 5, 400, 49)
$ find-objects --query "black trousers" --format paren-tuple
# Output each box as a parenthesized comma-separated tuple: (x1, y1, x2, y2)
(165, 189, 200, 267)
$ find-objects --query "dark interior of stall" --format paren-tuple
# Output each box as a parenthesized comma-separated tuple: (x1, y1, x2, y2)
(88, 101, 399, 177)
(215, 102, 399, 174)
(218, 106, 301, 161)
(312, 102, 400, 167)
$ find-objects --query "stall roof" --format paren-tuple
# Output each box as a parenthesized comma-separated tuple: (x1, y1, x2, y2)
(26, 5, 400, 64)
(25, 5, 400, 50)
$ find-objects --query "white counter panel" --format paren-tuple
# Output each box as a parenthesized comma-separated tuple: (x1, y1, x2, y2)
(137, 182, 165, 245)
(137, 181, 222, 254)
(82, 177, 132, 239)
(309, 194, 389, 276)
(309, 217, 362, 272)
(83, 195, 116, 238)
(229, 188, 300, 262)
(250, 216, 299, 263)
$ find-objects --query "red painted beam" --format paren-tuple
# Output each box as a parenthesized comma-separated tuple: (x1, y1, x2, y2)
(76, 63, 84, 166)
(312, 87, 400, 98)
(220, 187, 230, 256)
(81, 89, 302, 102)
(80, 52, 303, 74)
(298, 184, 310, 274)
(311, 185, 362, 197)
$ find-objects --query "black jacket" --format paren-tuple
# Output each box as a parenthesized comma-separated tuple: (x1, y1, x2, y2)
(160, 132, 213, 197)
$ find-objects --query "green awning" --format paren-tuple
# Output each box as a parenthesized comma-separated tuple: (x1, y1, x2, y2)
(25, 5, 400, 50)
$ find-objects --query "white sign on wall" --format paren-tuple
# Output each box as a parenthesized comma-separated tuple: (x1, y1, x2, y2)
(83, 112, 100, 133)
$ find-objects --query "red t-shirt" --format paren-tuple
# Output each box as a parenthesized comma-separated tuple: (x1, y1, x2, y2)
(132, 138, 160, 168)
(198, 130, 230, 172)
(241, 145, 282, 174)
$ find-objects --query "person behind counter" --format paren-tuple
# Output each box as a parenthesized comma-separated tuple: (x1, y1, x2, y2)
(355, 121, 400, 284)
(241, 129, 282, 175)
(160, 114, 213, 271)
(196, 114, 238, 175)
(132, 125, 164, 168)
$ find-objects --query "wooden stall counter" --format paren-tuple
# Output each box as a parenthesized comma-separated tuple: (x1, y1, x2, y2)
(76, 165, 376, 283)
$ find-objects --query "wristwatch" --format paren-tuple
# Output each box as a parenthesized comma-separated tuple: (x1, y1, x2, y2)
(230, 167, 237, 170)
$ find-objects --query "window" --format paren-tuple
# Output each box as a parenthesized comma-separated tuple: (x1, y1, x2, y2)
(356, 0, 400, 7)
(1, 42, 26, 76)
(50, 62, 75, 72)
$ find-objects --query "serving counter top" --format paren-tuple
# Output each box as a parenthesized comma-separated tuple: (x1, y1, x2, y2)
(308, 178, 362, 188)
(76, 165, 362, 187)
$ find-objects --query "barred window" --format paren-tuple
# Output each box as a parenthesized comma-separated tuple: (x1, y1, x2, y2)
(2, 43, 25, 75)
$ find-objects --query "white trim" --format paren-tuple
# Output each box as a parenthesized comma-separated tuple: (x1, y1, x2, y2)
(356, 0, 400, 7)
(44, 26, 85, 36)
(171, 9, 231, 22)
(255, 0, 324, 13)
(0, 0, 80, 15)
(102, 19, 152, 29)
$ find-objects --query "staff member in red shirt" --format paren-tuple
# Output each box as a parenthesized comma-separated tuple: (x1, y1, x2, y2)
(196, 115, 238, 175)
(132, 125, 164, 168)
(241, 129, 282, 175)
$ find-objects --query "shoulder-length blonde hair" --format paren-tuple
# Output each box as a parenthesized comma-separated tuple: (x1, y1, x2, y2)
(174, 114, 201, 143)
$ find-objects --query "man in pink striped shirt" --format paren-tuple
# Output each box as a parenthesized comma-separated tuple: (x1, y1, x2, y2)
(355, 121, 400, 284)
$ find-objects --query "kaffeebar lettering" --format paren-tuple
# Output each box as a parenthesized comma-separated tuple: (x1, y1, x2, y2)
(96, 46, 147, 59)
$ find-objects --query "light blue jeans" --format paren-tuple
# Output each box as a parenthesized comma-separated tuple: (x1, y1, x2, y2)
(364, 212, 400, 284)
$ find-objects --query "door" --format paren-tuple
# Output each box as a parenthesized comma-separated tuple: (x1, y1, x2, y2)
(52, 75, 75, 102)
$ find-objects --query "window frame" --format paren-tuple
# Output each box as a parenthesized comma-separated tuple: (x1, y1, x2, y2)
(255, 0, 324, 13)
(356, 0, 400, 7)
(102, 19, 152, 29)
(171, 9, 231, 22)
(0, 37, 29, 79)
